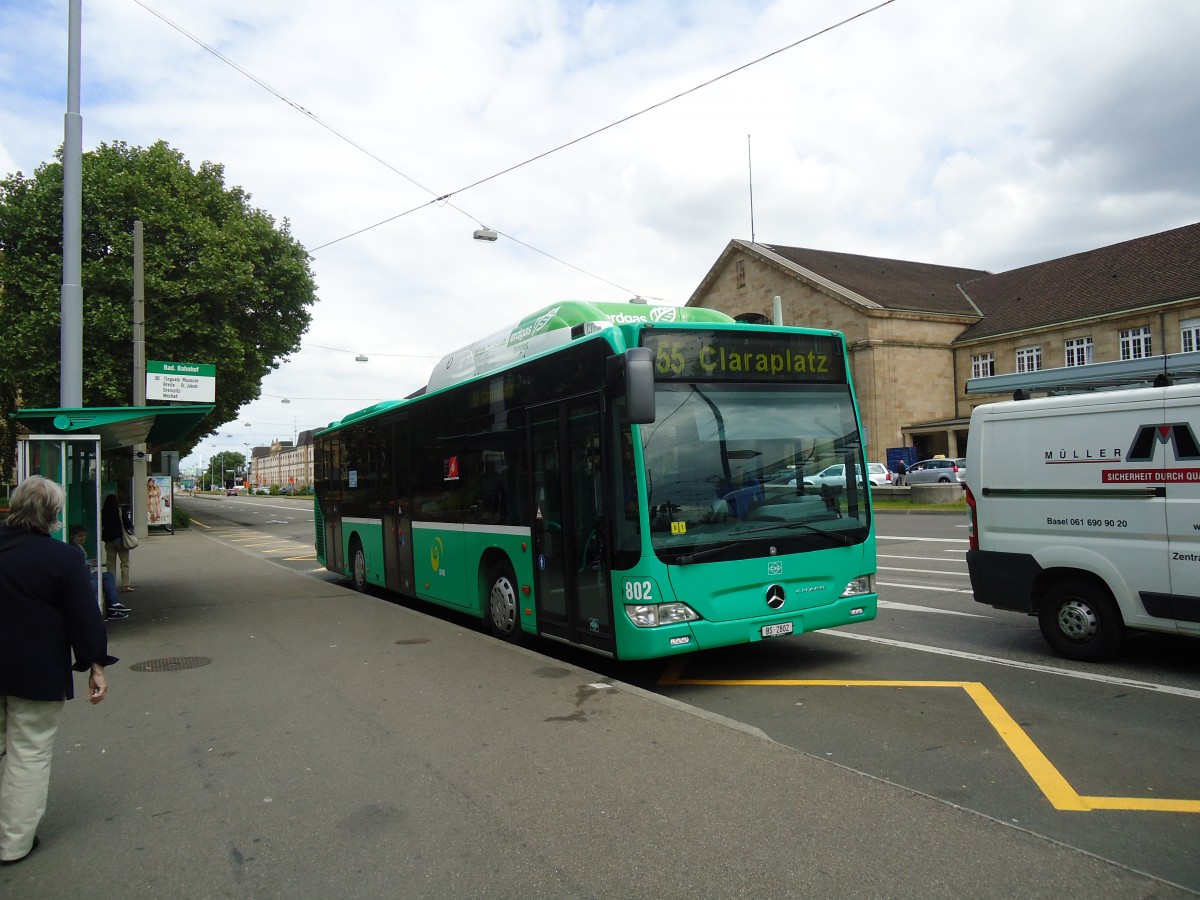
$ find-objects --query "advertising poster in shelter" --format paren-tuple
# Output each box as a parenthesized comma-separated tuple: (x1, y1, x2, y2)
(148, 475, 173, 529)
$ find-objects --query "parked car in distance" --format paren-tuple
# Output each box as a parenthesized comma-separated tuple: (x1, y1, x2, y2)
(906, 457, 964, 484)
(226, 488, 238, 496)
(802, 462, 892, 488)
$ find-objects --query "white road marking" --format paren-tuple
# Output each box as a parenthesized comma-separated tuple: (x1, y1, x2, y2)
(879, 580, 974, 594)
(821, 631, 1200, 699)
(877, 600, 989, 618)
(880, 565, 970, 576)
(879, 553, 967, 564)
(877, 534, 968, 543)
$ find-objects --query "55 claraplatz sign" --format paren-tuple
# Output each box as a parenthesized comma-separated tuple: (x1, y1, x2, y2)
(146, 360, 216, 403)
(1044, 422, 1200, 483)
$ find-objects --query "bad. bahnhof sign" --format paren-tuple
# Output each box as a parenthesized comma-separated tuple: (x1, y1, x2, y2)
(147, 360, 216, 403)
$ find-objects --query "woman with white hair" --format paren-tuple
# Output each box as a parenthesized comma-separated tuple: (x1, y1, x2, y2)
(0, 475, 116, 866)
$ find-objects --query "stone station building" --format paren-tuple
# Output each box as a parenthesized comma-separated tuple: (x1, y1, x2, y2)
(686, 222, 1200, 464)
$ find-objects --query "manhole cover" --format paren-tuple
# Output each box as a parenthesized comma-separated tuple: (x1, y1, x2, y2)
(130, 656, 213, 673)
(394, 638, 430, 645)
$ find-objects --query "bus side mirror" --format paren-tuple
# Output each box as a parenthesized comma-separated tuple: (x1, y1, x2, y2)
(625, 347, 655, 424)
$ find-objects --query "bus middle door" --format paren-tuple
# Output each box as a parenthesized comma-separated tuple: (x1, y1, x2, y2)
(528, 396, 614, 654)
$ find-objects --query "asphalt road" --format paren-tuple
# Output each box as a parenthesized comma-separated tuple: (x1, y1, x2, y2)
(180, 495, 1200, 893)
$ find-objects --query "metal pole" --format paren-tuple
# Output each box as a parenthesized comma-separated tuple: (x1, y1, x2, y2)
(133, 221, 145, 407)
(132, 220, 148, 536)
(60, 0, 84, 408)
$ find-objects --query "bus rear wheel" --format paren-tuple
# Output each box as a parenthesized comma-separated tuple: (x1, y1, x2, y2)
(350, 539, 367, 592)
(487, 562, 522, 643)
(1037, 579, 1125, 661)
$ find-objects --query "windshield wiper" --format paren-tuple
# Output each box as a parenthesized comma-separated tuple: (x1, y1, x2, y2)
(676, 520, 852, 564)
(736, 520, 853, 545)
(675, 541, 742, 565)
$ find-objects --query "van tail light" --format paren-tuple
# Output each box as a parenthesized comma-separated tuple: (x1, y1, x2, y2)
(964, 484, 978, 551)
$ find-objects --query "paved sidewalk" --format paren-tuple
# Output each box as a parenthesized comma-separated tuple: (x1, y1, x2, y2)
(2, 527, 1191, 898)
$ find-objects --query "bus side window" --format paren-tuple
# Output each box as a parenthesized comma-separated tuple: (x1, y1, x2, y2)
(612, 428, 641, 561)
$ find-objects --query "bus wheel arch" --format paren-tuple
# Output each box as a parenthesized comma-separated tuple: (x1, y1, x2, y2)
(1035, 573, 1126, 662)
(482, 554, 523, 643)
(349, 535, 368, 592)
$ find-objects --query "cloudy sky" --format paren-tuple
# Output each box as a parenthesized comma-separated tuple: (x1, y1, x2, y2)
(2, 0, 1197, 471)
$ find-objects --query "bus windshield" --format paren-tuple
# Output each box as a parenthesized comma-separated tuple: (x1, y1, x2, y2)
(639, 382, 869, 563)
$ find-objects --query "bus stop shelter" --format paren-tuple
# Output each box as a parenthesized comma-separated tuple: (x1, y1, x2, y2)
(11, 404, 213, 554)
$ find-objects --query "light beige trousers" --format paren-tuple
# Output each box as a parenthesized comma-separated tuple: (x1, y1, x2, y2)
(0, 695, 64, 861)
(104, 539, 130, 590)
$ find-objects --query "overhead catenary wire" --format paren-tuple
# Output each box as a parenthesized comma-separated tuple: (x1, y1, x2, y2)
(131, 0, 479, 226)
(134, 0, 897, 279)
(133, 0, 617, 288)
(134, 0, 640, 293)
(311, 0, 897, 250)
(430, 0, 898, 205)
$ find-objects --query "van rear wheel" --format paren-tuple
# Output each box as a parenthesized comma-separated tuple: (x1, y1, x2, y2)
(1038, 579, 1125, 661)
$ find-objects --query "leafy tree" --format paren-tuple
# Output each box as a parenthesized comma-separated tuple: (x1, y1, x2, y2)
(0, 140, 316, 465)
(204, 450, 246, 489)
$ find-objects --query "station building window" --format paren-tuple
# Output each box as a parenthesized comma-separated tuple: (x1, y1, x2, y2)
(1064, 336, 1093, 367)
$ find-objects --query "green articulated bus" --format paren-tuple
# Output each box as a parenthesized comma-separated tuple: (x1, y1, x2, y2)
(314, 301, 877, 660)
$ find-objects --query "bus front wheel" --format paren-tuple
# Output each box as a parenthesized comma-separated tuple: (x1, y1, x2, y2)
(1037, 579, 1125, 661)
(487, 562, 522, 643)
(350, 539, 367, 592)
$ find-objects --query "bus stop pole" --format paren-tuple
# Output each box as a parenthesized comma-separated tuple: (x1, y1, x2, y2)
(132, 220, 149, 539)
(60, 0, 83, 409)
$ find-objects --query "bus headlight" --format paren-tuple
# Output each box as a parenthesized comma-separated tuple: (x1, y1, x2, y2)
(840, 574, 875, 597)
(625, 602, 701, 628)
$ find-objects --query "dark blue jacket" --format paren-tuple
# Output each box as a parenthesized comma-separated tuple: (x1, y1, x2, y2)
(0, 525, 117, 701)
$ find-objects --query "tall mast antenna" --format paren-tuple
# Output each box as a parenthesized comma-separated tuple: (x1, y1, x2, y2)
(747, 134, 756, 243)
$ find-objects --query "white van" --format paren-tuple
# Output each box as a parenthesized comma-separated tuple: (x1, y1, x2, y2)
(964, 383, 1200, 661)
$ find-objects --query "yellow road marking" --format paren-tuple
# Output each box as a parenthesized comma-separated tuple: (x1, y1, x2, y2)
(960, 681, 1088, 811)
(658, 663, 1200, 814)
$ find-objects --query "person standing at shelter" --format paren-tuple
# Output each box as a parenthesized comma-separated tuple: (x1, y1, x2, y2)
(0, 476, 116, 866)
(894, 459, 907, 486)
(100, 493, 133, 594)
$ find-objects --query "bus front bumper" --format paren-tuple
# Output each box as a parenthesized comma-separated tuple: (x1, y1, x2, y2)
(615, 595, 877, 661)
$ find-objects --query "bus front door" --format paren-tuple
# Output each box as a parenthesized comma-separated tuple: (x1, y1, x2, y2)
(529, 396, 614, 655)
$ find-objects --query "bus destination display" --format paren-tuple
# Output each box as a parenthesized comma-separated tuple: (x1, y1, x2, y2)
(642, 330, 845, 383)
